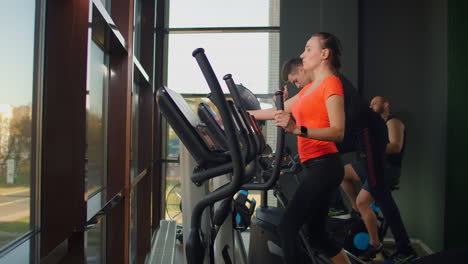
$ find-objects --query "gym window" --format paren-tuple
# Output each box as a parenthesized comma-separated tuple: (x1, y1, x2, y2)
(159, 0, 281, 222)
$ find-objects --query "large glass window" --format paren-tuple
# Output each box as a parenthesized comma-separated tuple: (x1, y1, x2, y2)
(130, 83, 140, 180)
(169, 0, 280, 28)
(85, 8, 110, 261)
(133, 0, 143, 60)
(167, 32, 280, 94)
(86, 216, 106, 264)
(164, 126, 182, 224)
(0, 0, 40, 250)
(86, 41, 108, 198)
(162, 0, 280, 226)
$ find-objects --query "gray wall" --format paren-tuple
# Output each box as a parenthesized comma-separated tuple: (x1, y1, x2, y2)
(280, 0, 359, 87)
(360, 0, 447, 251)
(280, 0, 359, 158)
(446, 0, 468, 249)
(281, 0, 448, 251)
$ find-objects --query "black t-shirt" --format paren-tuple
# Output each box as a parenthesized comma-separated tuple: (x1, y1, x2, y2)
(335, 75, 390, 180)
(386, 116, 405, 168)
(335, 74, 367, 153)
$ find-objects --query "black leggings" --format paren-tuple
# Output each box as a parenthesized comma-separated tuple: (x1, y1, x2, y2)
(278, 153, 344, 263)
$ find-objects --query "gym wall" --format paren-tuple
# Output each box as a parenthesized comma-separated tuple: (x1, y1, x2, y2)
(359, 0, 447, 251)
(280, 0, 359, 158)
(446, 0, 468, 250)
(280, 0, 359, 88)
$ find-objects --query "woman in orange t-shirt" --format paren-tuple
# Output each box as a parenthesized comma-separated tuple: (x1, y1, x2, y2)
(249, 32, 350, 264)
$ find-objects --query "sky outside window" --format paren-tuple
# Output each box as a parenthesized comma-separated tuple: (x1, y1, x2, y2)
(0, 0, 35, 107)
(166, 0, 280, 95)
(167, 32, 278, 94)
(168, 0, 279, 28)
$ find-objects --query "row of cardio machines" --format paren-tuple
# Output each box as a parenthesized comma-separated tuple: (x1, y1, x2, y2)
(156, 48, 366, 264)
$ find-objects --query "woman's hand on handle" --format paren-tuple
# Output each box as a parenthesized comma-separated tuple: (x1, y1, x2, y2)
(274, 110, 297, 134)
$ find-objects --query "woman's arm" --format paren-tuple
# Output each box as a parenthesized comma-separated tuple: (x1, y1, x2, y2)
(248, 92, 300, 120)
(274, 95, 345, 142)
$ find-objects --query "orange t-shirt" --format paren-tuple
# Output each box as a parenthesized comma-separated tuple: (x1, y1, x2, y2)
(292, 75, 344, 163)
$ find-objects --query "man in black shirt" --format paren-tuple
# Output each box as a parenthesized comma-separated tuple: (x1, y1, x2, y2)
(342, 95, 417, 263)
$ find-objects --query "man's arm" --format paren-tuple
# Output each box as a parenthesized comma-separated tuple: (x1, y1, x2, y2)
(386, 118, 405, 154)
(248, 92, 299, 120)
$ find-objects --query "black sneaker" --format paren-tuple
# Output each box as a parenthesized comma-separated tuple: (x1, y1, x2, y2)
(350, 208, 361, 219)
(360, 242, 383, 260)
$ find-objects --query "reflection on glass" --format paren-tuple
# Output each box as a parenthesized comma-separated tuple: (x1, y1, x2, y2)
(129, 188, 137, 264)
(164, 124, 182, 224)
(0, 0, 37, 249)
(169, 0, 280, 28)
(86, 216, 105, 264)
(133, 0, 142, 59)
(87, 190, 104, 222)
(130, 83, 139, 180)
(167, 32, 280, 94)
(166, 127, 180, 160)
(99, 0, 112, 12)
(165, 162, 182, 224)
(0, 237, 31, 264)
(86, 41, 108, 197)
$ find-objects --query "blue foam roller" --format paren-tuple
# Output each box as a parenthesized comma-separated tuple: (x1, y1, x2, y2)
(353, 232, 370, 250)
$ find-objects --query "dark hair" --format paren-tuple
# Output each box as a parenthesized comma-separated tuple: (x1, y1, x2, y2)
(311, 32, 342, 72)
(281, 58, 303, 82)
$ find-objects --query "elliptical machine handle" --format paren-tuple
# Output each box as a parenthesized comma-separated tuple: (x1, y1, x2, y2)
(223, 74, 259, 158)
(241, 90, 285, 190)
(275, 89, 284, 110)
(187, 48, 245, 264)
(223, 74, 244, 110)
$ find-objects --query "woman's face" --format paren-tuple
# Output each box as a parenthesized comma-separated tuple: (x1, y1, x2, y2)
(300, 36, 324, 71)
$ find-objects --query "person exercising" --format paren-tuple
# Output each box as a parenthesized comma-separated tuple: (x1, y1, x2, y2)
(279, 57, 417, 263)
(370, 96, 416, 264)
(250, 32, 351, 264)
(341, 96, 417, 263)
(280, 57, 363, 217)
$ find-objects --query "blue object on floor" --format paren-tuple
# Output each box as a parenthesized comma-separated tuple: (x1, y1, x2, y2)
(353, 232, 370, 250)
